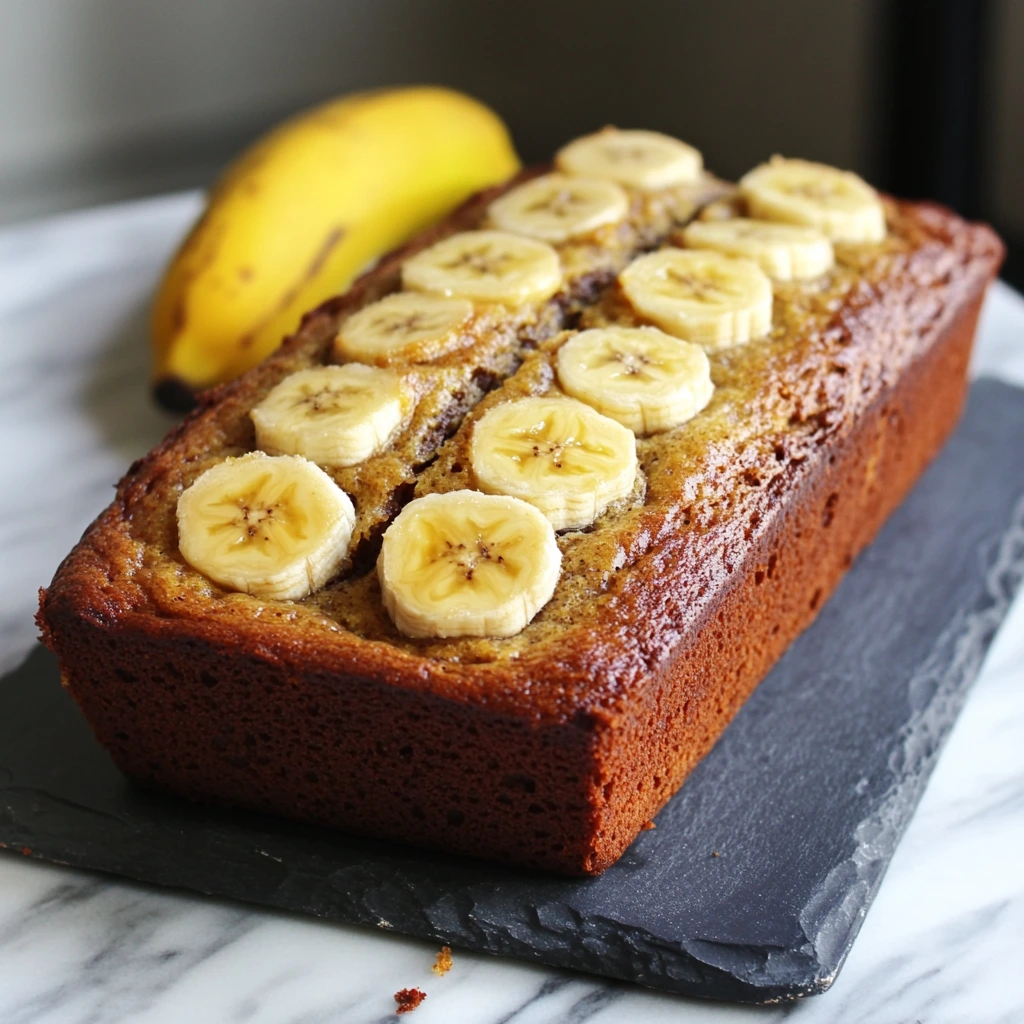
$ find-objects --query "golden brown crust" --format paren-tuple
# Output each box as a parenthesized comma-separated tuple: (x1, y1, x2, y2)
(38, 178, 1003, 874)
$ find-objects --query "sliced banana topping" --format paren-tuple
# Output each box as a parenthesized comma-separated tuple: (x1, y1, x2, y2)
(470, 396, 637, 531)
(251, 364, 407, 468)
(487, 173, 629, 243)
(378, 491, 561, 639)
(556, 128, 702, 190)
(177, 452, 355, 601)
(335, 292, 474, 365)
(402, 229, 562, 306)
(739, 157, 886, 243)
(619, 249, 773, 350)
(680, 218, 834, 281)
(556, 326, 713, 435)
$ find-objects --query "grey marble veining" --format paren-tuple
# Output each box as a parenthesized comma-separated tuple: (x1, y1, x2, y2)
(0, 196, 1023, 1022)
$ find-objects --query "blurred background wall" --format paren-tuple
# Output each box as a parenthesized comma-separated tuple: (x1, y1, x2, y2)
(0, 0, 1020, 278)
(991, 0, 1024, 242)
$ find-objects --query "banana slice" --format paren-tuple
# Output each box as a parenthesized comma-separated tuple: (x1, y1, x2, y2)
(556, 128, 702, 190)
(251, 364, 407, 468)
(619, 249, 773, 350)
(556, 326, 713, 434)
(680, 218, 834, 281)
(402, 229, 562, 306)
(739, 157, 886, 243)
(379, 490, 561, 639)
(470, 396, 637, 531)
(335, 292, 474, 365)
(177, 452, 355, 601)
(487, 173, 629, 243)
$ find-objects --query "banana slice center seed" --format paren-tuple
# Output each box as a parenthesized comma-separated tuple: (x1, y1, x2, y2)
(374, 310, 449, 336)
(602, 348, 666, 381)
(786, 179, 844, 203)
(492, 428, 617, 479)
(290, 385, 363, 415)
(603, 142, 655, 166)
(439, 243, 515, 277)
(209, 477, 308, 545)
(420, 533, 523, 601)
(524, 188, 592, 219)
(661, 268, 743, 304)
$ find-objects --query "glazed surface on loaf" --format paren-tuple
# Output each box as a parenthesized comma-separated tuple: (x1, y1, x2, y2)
(39, 174, 1002, 873)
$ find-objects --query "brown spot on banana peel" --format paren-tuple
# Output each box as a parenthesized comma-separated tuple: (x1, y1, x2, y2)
(175, 210, 224, 270)
(237, 225, 346, 350)
(154, 213, 224, 360)
(170, 299, 187, 333)
(154, 226, 347, 411)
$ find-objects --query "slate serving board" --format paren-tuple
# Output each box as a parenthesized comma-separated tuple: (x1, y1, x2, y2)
(2, 378, 1023, 1005)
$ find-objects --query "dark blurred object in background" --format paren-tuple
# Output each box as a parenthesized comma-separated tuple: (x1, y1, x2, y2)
(875, 0, 990, 219)
(874, 0, 1023, 287)
(0, 0, 1020, 287)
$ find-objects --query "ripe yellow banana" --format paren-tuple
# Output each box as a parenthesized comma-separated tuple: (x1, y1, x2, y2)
(151, 86, 520, 409)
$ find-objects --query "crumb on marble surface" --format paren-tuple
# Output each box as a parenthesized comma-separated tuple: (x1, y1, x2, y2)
(433, 945, 453, 975)
(394, 987, 426, 1013)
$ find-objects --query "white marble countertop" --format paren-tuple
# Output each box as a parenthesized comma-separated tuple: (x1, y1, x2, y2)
(0, 195, 1023, 1024)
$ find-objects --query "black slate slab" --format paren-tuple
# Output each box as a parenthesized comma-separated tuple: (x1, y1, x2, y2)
(3, 378, 1024, 1005)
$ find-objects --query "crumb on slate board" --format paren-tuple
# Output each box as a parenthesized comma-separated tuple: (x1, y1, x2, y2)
(432, 945, 453, 976)
(394, 987, 426, 1014)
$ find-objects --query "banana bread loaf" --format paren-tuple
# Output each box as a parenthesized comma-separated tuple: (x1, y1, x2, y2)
(37, 131, 1003, 874)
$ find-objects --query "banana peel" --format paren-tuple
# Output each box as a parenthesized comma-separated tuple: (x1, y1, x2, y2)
(151, 86, 520, 410)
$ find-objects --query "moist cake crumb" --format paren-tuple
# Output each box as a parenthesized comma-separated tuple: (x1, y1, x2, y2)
(394, 987, 426, 1013)
(432, 946, 453, 976)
